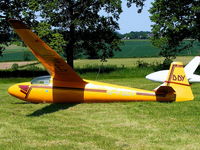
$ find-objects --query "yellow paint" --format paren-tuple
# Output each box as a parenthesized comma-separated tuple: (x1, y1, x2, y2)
(7, 20, 194, 103)
(162, 62, 194, 102)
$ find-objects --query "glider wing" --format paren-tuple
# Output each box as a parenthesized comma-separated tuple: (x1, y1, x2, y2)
(9, 20, 83, 83)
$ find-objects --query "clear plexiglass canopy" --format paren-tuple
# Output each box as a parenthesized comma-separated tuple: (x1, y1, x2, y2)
(31, 76, 51, 85)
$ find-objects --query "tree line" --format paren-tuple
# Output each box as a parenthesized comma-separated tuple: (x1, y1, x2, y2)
(118, 31, 152, 40)
(0, 0, 145, 68)
(0, 0, 200, 68)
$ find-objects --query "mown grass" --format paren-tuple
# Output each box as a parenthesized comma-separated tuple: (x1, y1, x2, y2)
(1, 73, 200, 149)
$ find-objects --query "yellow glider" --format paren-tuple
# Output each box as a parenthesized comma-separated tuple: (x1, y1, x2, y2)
(8, 20, 194, 103)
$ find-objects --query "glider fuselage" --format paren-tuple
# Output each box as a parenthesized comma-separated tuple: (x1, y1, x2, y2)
(8, 79, 172, 103)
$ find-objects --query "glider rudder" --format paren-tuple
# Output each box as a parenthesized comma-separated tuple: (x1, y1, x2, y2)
(156, 62, 194, 102)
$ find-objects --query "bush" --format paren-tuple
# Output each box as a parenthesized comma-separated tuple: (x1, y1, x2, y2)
(23, 52, 31, 61)
(25, 65, 40, 71)
(0, 70, 48, 78)
(76, 64, 118, 74)
(11, 63, 19, 71)
(136, 60, 149, 68)
(153, 58, 173, 71)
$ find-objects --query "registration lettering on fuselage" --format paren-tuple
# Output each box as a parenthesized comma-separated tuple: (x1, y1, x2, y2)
(172, 75, 185, 81)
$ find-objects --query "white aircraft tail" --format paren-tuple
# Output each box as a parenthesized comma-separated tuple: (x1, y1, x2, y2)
(184, 56, 200, 76)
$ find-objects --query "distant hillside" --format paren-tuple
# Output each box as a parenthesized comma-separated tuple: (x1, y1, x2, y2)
(115, 40, 200, 58)
(115, 40, 160, 58)
(0, 40, 200, 62)
(0, 45, 35, 62)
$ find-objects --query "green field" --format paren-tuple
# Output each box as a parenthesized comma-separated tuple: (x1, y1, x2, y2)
(115, 40, 200, 58)
(1, 42, 200, 149)
(29, 56, 193, 72)
(1, 74, 200, 149)
(1, 40, 200, 62)
(0, 45, 35, 62)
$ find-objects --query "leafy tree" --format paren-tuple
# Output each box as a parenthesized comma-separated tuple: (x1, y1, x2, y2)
(0, 0, 37, 56)
(149, 0, 200, 61)
(0, 0, 146, 68)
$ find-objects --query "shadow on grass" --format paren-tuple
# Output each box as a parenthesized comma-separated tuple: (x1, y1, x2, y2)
(14, 102, 33, 104)
(27, 103, 78, 117)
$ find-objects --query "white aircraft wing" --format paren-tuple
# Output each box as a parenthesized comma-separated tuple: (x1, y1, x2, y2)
(188, 74, 200, 83)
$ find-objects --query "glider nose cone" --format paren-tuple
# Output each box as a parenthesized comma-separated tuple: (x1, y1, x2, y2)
(8, 84, 18, 97)
(8, 83, 29, 100)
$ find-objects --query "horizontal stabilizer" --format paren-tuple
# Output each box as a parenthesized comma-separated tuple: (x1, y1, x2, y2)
(184, 56, 200, 76)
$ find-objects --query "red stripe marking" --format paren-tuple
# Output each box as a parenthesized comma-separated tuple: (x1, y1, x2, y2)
(167, 64, 184, 86)
(136, 92, 155, 96)
(85, 89, 107, 93)
(31, 85, 52, 88)
(167, 65, 176, 86)
(18, 85, 29, 92)
(164, 81, 191, 86)
(25, 87, 32, 99)
(30, 86, 107, 93)
(20, 90, 27, 95)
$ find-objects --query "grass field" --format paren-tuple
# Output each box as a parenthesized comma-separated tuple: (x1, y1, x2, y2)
(1, 40, 200, 62)
(28, 56, 194, 72)
(115, 40, 200, 58)
(1, 42, 200, 149)
(1, 72, 200, 149)
(74, 56, 195, 67)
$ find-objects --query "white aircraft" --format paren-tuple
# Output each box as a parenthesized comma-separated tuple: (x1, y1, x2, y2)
(146, 56, 200, 83)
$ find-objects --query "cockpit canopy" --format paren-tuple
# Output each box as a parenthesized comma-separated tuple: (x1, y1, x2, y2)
(31, 76, 51, 85)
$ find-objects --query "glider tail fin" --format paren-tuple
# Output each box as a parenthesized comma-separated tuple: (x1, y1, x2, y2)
(184, 56, 200, 76)
(155, 62, 194, 102)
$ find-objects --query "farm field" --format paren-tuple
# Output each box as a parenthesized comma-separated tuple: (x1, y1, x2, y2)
(0, 40, 200, 62)
(115, 40, 200, 58)
(0, 45, 35, 62)
(74, 56, 195, 68)
(0, 56, 195, 70)
(1, 76, 200, 149)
